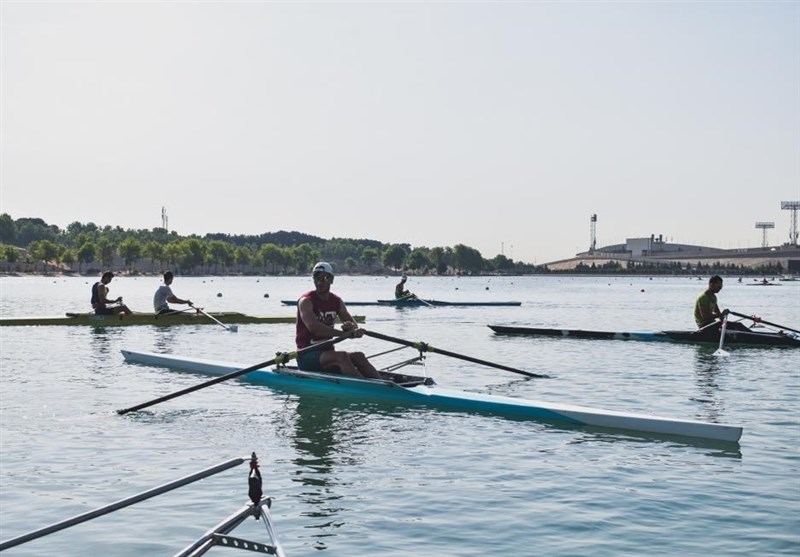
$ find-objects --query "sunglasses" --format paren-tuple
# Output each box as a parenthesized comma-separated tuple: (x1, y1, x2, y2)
(313, 273, 333, 282)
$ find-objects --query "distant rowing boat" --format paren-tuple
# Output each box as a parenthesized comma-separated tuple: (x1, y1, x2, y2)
(280, 299, 522, 307)
(121, 350, 743, 443)
(488, 324, 800, 347)
(0, 312, 365, 327)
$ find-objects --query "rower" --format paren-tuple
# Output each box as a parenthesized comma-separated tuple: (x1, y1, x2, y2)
(295, 262, 382, 379)
(693, 276, 748, 332)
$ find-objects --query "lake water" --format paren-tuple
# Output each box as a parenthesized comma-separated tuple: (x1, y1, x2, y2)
(1, 274, 798, 556)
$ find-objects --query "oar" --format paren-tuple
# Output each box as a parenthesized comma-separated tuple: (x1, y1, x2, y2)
(726, 310, 800, 334)
(410, 293, 436, 308)
(117, 334, 353, 415)
(713, 311, 730, 357)
(362, 330, 548, 378)
(0, 457, 246, 551)
(191, 303, 238, 332)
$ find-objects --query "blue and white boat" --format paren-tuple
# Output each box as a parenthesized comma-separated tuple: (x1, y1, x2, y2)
(121, 350, 742, 443)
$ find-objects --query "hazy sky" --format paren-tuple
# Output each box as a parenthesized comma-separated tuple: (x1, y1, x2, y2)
(2, 1, 798, 264)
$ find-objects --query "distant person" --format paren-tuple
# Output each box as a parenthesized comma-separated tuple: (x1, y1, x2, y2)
(153, 271, 193, 314)
(91, 271, 132, 315)
(395, 275, 413, 299)
(295, 261, 382, 379)
(694, 275, 724, 329)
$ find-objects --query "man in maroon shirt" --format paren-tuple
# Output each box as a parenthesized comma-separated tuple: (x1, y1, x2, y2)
(295, 262, 381, 379)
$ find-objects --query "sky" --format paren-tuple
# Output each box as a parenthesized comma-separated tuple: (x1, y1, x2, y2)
(1, 1, 798, 265)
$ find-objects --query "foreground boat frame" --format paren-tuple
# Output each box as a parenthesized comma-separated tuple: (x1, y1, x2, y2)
(121, 350, 743, 444)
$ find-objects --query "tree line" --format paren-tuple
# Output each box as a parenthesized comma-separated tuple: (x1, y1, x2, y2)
(0, 214, 530, 275)
(0, 214, 789, 276)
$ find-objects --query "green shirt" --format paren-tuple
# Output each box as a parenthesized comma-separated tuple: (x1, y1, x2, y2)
(694, 291, 718, 328)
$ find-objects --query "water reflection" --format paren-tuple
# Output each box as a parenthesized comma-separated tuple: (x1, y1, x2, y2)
(152, 327, 178, 352)
(690, 346, 728, 423)
(87, 326, 122, 357)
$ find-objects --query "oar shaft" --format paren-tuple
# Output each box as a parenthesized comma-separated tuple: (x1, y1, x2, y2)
(363, 330, 548, 378)
(727, 310, 800, 334)
(0, 458, 245, 551)
(117, 335, 351, 415)
(191, 304, 233, 331)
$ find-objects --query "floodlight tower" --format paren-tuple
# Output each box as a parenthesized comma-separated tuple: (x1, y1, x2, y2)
(589, 214, 597, 253)
(781, 201, 799, 245)
(161, 206, 169, 232)
(755, 222, 774, 248)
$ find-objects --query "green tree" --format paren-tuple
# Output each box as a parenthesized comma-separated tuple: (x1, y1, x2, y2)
(452, 244, 483, 274)
(179, 238, 207, 273)
(406, 248, 430, 272)
(0, 214, 16, 244)
(143, 241, 164, 272)
(97, 238, 115, 268)
(207, 240, 234, 273)
(163, 242, 186, 272)
(28, 240, 61, 272)
(119, 237, 143, 271)
(77, 242, 96, 273)
(291, 244, 319, 274)
(361, 247, 379, 271)
(382, 244, 407, 271)
(61, 249, 76, 269)
(257, 243, 284, 274)
(234, 245, 253, 273)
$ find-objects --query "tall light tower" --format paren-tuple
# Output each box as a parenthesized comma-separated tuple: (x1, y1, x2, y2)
(781, 201, 799, 245)
(161, 206, 169, 232)
(755, 222, 774, 249)
(589, 214, 597, 253)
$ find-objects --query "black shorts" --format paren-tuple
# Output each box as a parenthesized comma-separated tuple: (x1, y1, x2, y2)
(94, 307, 114, 315)
(296, 348, 336, 372)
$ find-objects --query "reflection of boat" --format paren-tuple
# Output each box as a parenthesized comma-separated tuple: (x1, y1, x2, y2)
(281, 299, 522, 307)
(488, 325, 800, 347)
(121, 350, 743, 443)
(0, 312, 364, 327)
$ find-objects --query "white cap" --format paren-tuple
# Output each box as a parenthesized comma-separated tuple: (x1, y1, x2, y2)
(312, 262, 334, 276)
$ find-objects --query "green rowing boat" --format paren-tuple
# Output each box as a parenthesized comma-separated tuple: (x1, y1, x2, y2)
(0, 312, 365, 327)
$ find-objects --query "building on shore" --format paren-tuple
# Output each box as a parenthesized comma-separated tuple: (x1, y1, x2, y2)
(545, 234, 800, 272)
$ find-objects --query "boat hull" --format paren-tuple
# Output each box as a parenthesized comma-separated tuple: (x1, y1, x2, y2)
(281, 299, 522, 307)
(376, 299, 522, 307)
(121, 350, 742, 443)
(488, 325, 800, 347)
(0, 313, 365, 327)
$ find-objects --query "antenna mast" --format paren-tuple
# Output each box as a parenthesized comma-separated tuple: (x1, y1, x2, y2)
(161, 206, 169, 232)
(589, 214, 597, 253)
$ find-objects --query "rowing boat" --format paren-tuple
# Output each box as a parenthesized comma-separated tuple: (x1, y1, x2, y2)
(488, 324, 800, 347)
(280, 299, 522, 307)
(0, 312, 365, 327)
(121, 350, 742, 443)
(377, 299, 522, 307)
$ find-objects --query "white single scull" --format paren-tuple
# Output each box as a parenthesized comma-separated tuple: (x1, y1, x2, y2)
(121, 350, 742, 443)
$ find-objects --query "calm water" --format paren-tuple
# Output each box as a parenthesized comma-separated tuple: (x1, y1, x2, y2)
(1, 274, 798, 556)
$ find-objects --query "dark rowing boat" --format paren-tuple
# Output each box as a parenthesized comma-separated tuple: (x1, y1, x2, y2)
(488, 324, 800, 347)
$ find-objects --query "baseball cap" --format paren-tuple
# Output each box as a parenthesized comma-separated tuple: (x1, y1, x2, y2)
(312, 262, 334, 277)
